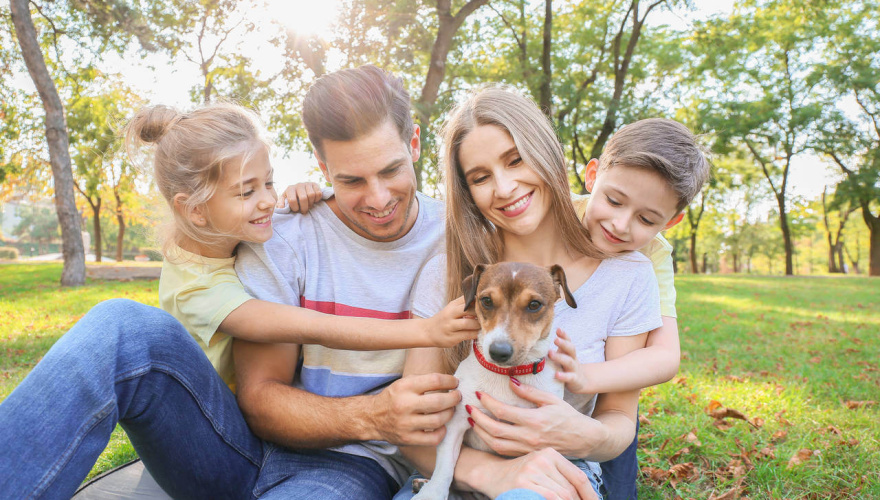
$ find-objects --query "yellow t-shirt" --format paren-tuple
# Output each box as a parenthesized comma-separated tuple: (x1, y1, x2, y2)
(158, 247, 254, 392)
(572, 193, 677, 318)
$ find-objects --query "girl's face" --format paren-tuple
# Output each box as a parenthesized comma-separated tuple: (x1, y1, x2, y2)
(202, 146, 277, 255)
(458, 125, 550, 238)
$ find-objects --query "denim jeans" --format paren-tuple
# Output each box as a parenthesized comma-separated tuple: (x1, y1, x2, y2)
(599, 418, 639, 500)
(0, 299, 395, 500)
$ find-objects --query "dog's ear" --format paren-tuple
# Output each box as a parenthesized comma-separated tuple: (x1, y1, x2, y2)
(549, 264, 577, 308)
(462, 264, 486, 311)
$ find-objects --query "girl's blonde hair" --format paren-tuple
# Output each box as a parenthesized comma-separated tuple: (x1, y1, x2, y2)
(440, 86, 607, 371)
(123, 103, 270, 257)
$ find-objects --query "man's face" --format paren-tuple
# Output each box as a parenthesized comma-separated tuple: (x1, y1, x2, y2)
(317, 120, 420, 242)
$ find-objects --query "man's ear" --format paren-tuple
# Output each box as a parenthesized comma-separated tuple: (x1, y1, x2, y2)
(174, 193, 207, 227)
(665, 212, 684, 230)
(315, 149, 332, 184)
(409, 124, 421, 163)
(584, 159, 600, 193)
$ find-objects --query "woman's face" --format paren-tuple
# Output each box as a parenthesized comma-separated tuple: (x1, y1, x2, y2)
(458, 125, 551, 238)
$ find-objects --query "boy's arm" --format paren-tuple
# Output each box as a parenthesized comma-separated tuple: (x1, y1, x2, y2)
(219, 296, 479, 349)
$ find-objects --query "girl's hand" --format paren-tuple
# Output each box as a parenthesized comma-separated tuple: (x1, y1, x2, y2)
(468, 377, 607, 459)
(422, 296, 480, 348)
(475, 448, 597, 500)
(277, 182, 323, 213)
(548, 328, 593, 394)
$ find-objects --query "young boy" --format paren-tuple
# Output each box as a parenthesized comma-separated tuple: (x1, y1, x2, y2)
(281, 117, 710, 500)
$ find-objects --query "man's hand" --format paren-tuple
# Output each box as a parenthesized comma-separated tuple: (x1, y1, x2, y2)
(547, 328, 593, 394)
(421, 296, 480, 348)
(371, 373, 461, 446)
(477, 448, 597, 500)
(277, 182, 323, 213)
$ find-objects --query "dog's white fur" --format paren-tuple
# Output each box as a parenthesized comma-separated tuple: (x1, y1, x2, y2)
(413, 268, 567, 500)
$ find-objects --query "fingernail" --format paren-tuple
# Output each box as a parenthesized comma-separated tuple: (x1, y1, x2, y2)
(467, 418, 475, 427)
(510, 376, 521, 386)
(465, 404, 473, 415)
(475, 391, 482, 400)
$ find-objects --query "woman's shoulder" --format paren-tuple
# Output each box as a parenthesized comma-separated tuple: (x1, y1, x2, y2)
(595, 252, 656, 285)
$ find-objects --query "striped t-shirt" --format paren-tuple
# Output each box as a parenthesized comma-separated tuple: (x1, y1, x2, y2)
(235, 191, 444, 485)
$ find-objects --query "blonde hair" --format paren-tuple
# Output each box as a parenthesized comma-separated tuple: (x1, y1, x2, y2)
(440, 86, 607, 371)
(123, 103, 270, 258)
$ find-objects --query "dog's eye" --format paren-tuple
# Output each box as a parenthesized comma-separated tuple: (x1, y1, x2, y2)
(527, 300, 543, 312)
(480, 296, 493, 309)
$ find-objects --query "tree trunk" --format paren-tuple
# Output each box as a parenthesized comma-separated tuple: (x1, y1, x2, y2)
(827, 242, 840, 273)
(867, 211, 880, 277)
(115, 192, 125, 262)
(701, 252, 707, 274)
(689, 231, 698, 274)
(91, 198, 102, 262)
(415, 0, 490, 190)
(10, 0, 85, 286)
(538, 0, 552, 118)
(775, 193, 794, 275)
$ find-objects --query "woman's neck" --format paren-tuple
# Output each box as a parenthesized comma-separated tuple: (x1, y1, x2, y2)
(500, 218, 576, 267)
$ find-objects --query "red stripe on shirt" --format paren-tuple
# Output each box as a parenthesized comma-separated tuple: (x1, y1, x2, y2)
(300, 298, 411, 320)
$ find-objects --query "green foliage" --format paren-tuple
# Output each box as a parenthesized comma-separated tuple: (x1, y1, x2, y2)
(0, 246, 20, 259)
(139, 247, 163, 262)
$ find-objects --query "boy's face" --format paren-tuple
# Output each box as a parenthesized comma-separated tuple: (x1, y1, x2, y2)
(583, 160, 682, 253)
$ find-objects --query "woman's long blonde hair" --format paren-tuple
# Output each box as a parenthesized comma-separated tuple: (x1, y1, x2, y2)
(123, 103, 270, 259)
(440, 86, 607, 371)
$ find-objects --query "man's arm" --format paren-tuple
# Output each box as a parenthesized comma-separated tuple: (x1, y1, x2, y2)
(234, 339, 461, 448)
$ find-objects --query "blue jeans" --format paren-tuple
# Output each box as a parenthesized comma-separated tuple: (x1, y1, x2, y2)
(599, 418, 639, 500)
(0, 299, 395, 500)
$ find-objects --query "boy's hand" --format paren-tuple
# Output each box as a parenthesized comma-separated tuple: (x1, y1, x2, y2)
(548, 328, 591, 393)
(277, 182, 323, 213)
(422, 296, 481, 348)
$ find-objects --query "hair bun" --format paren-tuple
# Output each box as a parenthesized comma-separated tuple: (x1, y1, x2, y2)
(135, 105, 182, 143)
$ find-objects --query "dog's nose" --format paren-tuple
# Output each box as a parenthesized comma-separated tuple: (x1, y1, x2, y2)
(489, 341, 514, 363)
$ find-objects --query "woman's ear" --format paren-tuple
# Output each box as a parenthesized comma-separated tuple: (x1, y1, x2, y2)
(174, 193, 207, 227)
(584, 159, 599, 193)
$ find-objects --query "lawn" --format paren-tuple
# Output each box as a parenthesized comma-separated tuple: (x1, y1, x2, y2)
(1, 263, 878, 497)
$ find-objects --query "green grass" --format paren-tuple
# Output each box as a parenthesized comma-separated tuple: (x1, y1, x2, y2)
(1, 264, 878, 496)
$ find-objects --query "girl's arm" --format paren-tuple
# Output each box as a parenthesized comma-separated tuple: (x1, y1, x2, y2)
(219, 296, 479, 350)
(550, 317, 680, 394)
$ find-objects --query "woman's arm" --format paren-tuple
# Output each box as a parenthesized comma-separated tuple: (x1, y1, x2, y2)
(551, 317, 680, 394)
(219, 296, 479, 349)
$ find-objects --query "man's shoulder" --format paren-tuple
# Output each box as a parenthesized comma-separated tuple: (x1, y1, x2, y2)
(417, 191, 444, 218)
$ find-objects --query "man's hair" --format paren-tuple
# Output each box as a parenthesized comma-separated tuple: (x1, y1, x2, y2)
(302, 65, 414, 159)
(598, 118, 711, 212)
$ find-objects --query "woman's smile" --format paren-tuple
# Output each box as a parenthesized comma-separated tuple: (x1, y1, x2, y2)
(498, 191, 534, 217)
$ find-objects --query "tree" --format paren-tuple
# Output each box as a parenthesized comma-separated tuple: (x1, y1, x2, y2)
(9, 0, 85, 285)
(821, 187, 855, 273)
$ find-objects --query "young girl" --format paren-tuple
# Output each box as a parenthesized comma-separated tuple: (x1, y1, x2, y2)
(125, 102, 478, 391)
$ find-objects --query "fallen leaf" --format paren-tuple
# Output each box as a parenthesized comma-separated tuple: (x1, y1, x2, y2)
(823, 425, 842, 435)
(713, 419, 733, 431)
(706, 400, 723, 412)
(772, 430, 788, 443)
(672, 375, 688, 385)
(639, 414, 653, 426)
(844, 400, 877, 409)
(641, 466, 669, 485)
(668, 462, 696, 486)
(669, 447, 690, 463)
(710, 407, 749, 421)
(809, 356, 821, 364)
(787, 449, 814, 469)
(757, 446, 776, 460)
(685, 431, 702, 447)
(749, 417, 765, 428)
(685, 393, 698, 404)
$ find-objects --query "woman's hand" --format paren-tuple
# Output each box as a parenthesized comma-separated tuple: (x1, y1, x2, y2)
(474, 448, 597, 500)
(422, 296, 480, 348)
(468, 377, 608, 459)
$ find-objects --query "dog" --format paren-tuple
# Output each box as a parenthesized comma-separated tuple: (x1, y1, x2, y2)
(413, 261, 577, 500)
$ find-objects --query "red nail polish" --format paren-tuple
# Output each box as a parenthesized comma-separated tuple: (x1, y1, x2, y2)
(468, 418, 475, 427)
(465, 404, 473, 415)
(510, 376, 521, 386)
(475, 391, 482, 400)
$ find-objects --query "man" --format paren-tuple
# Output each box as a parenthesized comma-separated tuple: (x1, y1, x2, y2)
(231, 65, 464, 498)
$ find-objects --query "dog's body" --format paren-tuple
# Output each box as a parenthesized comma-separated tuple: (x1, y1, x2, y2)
(413, 262, 576, 500)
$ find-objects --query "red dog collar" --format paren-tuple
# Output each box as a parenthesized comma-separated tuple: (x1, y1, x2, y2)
(472, 340, 545, 376)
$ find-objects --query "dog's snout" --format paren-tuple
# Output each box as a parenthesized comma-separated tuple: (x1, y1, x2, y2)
(488, 341, 514, 363)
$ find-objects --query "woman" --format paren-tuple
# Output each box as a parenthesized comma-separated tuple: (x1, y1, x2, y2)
(397, 87, 662, 500)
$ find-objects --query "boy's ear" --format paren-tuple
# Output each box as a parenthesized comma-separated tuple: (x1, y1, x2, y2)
(409, 124, 421, 163)
(174, 193, 207, 227)
(584, 159, 600, 192)
(665, 212, 684, 230)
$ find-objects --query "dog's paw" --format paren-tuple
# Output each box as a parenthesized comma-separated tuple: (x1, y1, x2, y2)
(412, 480, 448, 500)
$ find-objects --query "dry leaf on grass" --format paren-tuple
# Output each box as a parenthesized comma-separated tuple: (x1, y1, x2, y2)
(706, 400, 723, 412)
(641, 466, 669, 485)
(668, 462, 697, 486)
(713, 419, 733, 431)
(844, 400, 877, 409)
(639, 414, 653, 426)
(685, 431, 702, 447)
(771, 430, 788, 443)
(787, 448, 814, 468)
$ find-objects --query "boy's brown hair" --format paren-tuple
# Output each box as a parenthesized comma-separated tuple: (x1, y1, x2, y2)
(598, 118, 710, 211)
(302, 65, 414, 160)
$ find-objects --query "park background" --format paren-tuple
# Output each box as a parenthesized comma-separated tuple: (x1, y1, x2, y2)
(1, 0, 878, 498)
